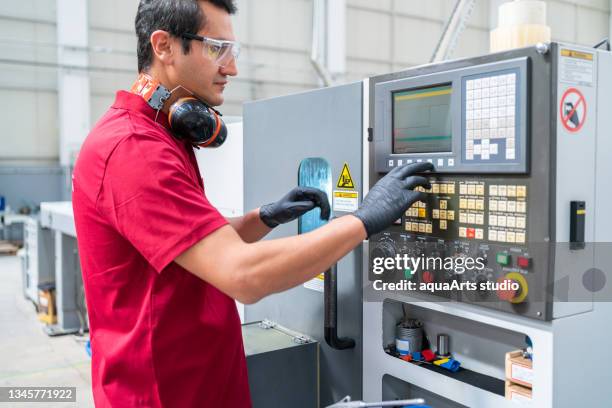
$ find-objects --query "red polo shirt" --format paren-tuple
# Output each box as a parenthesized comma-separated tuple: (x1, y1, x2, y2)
(72, 91, 251, 407)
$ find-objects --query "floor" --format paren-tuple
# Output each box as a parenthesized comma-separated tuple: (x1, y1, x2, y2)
(0, 255, 94, 407)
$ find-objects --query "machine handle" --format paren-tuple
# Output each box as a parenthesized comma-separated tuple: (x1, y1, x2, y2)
(324, 263, 356, 350)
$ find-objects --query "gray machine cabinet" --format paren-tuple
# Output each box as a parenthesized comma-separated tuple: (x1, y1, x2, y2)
(243, 321, 318, 408)
(243, 83, 364, 405)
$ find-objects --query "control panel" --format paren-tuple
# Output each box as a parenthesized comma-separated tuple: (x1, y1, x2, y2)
(369, 54, 555, 321)
(405, 180, 528, 244)
(374, 58, 528, 174)
(369, 176, 535, 309)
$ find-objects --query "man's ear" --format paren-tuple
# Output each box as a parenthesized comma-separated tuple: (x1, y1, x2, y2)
(150, 30, 175, 65)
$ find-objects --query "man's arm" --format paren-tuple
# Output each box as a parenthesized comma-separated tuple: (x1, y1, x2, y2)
(176, 215, 365, 304)
(176, 162, 433, 304)
(226, 208, 272, 243)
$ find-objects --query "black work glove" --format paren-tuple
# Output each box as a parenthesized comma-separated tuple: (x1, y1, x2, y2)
(353, 162, 434, 237)
(260, 186, 331, 228)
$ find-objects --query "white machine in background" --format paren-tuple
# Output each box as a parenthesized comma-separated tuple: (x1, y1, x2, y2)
(195, 118, 245, 322)
(195, 118, 244, 217)
(21, 217, 55, 304)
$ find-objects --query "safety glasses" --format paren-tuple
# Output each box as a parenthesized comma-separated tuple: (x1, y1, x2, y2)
(182, 33, 240, 67)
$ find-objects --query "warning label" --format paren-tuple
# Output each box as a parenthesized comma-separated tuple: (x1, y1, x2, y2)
(333, 190, 359, 212)
(336, 163, 355, 189)
(559, 87, 587, 133)
(559, 48, 594, 87)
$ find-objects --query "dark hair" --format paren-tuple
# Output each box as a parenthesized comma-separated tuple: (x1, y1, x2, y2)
(135, 0, 237, 72)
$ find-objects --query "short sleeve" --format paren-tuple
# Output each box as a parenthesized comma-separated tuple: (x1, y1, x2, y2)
(96, 132, 228, 272)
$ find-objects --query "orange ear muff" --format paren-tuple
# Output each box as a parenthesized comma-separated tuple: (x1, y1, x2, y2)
(197, 110, 222, 147)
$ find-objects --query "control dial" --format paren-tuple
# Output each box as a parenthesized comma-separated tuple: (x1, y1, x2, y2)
(372, 241, 397, 260)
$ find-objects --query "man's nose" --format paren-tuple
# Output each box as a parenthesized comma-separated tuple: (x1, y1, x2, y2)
(220, 57, 238, 77)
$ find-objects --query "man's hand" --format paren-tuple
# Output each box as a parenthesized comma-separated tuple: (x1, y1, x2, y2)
(259, 186, 331, 228)
(353, 162, 434, 237)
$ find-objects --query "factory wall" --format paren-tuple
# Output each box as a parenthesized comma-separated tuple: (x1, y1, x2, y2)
(0, 0, 609, 167)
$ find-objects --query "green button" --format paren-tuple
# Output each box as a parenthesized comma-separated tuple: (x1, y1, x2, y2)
(404, 268, 413, 279)
(496, 252, 510, 266)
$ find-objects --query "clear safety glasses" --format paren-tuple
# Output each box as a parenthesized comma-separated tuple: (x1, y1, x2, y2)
(182, 33, 240, 67)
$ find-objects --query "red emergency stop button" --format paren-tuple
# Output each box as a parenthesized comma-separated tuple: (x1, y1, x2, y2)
(467, 228, 475, 239)
(496, 277, 518, 301)
(517, 256, 531, 269)
(422, 271, 434, 284)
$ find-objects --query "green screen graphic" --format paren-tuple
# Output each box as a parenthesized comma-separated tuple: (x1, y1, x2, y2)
(393, 84, 453, 154)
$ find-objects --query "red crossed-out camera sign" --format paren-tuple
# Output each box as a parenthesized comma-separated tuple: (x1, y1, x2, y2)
(559, 87, 587, 133)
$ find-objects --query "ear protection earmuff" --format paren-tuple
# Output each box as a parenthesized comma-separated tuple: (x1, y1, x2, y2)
(168, 97, 227, 148)
(130, 74, 227, 148)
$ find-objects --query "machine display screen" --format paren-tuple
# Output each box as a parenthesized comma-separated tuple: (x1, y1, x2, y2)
(392, 84, 453, 154)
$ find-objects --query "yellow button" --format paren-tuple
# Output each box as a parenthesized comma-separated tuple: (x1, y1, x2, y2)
(418, 208, 427, 218)
(447, 210, 455, 221)
(506, 216, 516, 228)
(488, 229, 498, 241)
(440, 200, 448, 209)
(516, 185, 527, 198)
(440, 220, 447, 230)
(476, 213, 484, 225)
(440, 210, 447, 219)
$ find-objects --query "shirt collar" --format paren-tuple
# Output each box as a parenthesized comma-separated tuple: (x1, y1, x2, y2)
(112, 90, 171, 130)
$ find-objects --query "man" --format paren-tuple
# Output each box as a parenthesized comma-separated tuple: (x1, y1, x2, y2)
(72, 0, 433, 406)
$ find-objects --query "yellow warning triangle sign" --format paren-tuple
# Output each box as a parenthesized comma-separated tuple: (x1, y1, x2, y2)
(336, 163, 355, 189)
